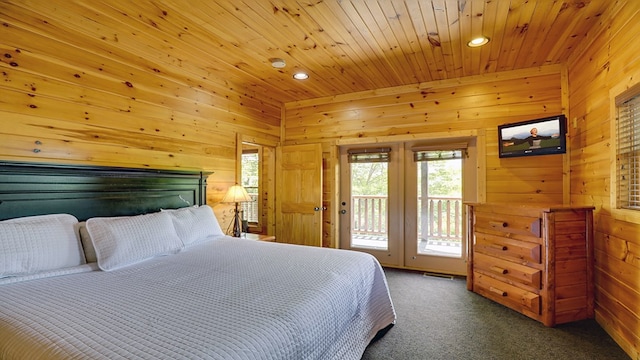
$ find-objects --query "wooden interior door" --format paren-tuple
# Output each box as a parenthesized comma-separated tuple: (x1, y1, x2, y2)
(276, 144, 323, 246)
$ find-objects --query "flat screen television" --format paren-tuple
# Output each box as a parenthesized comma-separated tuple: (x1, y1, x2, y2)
(498, 115, 567, 158)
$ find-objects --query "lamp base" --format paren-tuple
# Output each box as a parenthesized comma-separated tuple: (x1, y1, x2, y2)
(231, 204, 242, 237)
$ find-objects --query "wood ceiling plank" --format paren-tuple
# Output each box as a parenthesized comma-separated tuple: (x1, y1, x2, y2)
(479, 0, 499, 74)
(296, 1, 384, 93)
(417, 0, 451, 79)
(513, 0, 560, 68)
(91, 0, 323, 101)
(0, 0, 616, 102)
(553, 1, 611, 63)
(495, 0, 528, 72)
(457, 0, 475, 75)
(296, 0, 404, 91)
(468, 0, 487, 74)
(312, 0, 401, 88)
(377, 0, 430, 83)
(483, 1, 511, 75)
(361, 1, 419, 82)
(440, 1, 465, 79)
(544, 1, 609, 65)
(286, 1, 392, 90)
(335, 1, 407, 84)
(501, 0, 537, 71)
(213, 0, 359, 97)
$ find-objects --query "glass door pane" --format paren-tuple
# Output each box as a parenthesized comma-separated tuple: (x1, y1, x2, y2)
(416, 158, 463, 258)
(241, 150, 259, 223)
(350, 162, 388, 250)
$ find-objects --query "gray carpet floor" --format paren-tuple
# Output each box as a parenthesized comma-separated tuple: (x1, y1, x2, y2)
(361, 268, 630, 360)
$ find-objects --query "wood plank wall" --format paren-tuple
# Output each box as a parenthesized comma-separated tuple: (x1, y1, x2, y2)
(0, 2, 281, 229)
(567, 0, 640, 358)
(2, 0, 635, 356)
(284, 67, 565, 248)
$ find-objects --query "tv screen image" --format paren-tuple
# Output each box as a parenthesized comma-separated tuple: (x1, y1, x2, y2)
(498, 115, 567, 158)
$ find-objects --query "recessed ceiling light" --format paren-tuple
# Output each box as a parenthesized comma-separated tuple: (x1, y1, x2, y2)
(270, 58, 286, 68)
(467, 36, 489, 47)
(293, 72, 309, 80)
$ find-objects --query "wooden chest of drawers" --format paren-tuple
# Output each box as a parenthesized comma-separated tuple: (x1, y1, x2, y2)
(466, 203, 594, 327)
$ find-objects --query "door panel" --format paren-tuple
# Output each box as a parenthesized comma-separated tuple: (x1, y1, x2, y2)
(339, 144, 402, 267)
(404, 141, 474, 275)
(276, 144, 323, 246)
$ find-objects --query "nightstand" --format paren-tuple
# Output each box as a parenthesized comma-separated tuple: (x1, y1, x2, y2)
(243, 233, 276, 242)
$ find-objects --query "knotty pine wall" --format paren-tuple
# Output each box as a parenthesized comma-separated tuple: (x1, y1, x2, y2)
(284, 67, 565, 248)
(566, 0, 640, 358)
(0, 6, 280, 228)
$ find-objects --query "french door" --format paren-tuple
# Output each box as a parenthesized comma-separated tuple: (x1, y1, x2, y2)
(403, 142, 467, 274)
(339, 144, 403, 266)
(340, 140, 474, 275)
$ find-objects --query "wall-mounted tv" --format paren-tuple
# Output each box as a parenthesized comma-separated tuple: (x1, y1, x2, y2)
(498, 114, 567, 158)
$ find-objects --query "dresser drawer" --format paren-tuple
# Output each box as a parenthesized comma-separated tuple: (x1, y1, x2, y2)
(474, 212, 541, 238)
(474, 232, 541, 264)
(474, 252, 542, 289)
(473, 272, 541, 315)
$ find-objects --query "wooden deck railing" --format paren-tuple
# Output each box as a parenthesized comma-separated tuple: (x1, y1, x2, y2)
(243, 192, 462, 242)
(420, 196, 462, 242)
(240, 187, 259, 223)
(352, 195, 388, 235)
(351, 195, 462, 241)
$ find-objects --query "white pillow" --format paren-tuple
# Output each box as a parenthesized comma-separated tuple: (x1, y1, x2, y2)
(0, 214, 84, 277)
(162, 205, 224, 245)
(86, 211, 183, 271)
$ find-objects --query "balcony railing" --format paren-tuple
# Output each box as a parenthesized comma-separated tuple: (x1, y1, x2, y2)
(351, 195, 462, 242)
(240, 186, 259, 223)
(241, 191, 462, 242)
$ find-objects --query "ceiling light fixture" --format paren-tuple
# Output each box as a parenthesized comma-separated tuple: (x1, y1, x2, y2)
(467, 36, 489, 47)
(293, 71, 309, 80)
(270, 58, 286, 68)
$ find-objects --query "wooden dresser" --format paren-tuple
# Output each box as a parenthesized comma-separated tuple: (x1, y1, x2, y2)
(466, 203, 594, 327)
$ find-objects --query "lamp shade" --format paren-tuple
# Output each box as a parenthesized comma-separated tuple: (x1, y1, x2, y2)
(221, 184, 252, 203)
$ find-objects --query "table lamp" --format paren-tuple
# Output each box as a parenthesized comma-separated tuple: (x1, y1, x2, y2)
(221, 184, 252, 237)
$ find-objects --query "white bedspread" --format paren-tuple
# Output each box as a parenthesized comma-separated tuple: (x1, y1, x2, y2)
(0, 237, 396, 360)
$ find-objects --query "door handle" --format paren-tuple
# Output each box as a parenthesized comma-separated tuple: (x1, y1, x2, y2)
(340, 209, 347, 214)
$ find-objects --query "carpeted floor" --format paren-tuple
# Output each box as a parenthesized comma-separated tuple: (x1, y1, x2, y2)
(361, 268, 630, 360)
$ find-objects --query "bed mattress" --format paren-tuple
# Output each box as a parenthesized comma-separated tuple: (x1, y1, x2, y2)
(0, 237, 396, 360)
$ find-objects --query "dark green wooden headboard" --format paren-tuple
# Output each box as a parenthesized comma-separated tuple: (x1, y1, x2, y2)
(0, 162, 210, 221)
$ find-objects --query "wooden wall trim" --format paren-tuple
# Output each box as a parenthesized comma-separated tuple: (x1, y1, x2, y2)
(561, 65, 570, 206)
(608, 71, 640, 224)
(335, 129, 479, 146)
(285, 65, 563, 109)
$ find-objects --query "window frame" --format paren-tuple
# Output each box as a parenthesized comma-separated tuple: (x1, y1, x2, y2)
(610, 79, 640, 221)
(241, 148, 261, 226)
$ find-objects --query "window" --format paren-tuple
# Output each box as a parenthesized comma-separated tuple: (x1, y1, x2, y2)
(615, 85, 640, 210)
(241, 145, 260, 224)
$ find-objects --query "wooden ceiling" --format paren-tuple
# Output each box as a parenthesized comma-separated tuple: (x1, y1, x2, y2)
(2, 1, 609, 104)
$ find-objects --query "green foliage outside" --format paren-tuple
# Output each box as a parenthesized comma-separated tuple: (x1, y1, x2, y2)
(418, 159, 462, 197)
(241, 153, 259, 188)
(350, 162, 388, 195)
(351, 160, 461, 197)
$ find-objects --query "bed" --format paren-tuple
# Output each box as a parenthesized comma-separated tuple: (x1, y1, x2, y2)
(0, 162, 396, 360)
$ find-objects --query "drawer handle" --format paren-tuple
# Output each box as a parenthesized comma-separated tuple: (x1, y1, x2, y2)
(489, 286, 507, 297)
(490, 266, 508, 275)
(489, 221, 508, 228)
(489, 244, 508, 251)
